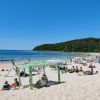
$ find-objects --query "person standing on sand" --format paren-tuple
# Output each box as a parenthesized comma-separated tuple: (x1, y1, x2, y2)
(11, 60, 15, 66)
(11, 60, 18, 75)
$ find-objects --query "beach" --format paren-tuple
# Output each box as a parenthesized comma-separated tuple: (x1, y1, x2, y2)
(0, 0, 100, 99)
(0, 53, 100, 100)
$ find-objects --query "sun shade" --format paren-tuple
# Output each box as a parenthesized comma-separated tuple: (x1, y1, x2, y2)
(18, 59, 64, 69)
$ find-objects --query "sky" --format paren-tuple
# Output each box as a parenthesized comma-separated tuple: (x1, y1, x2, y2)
(0, 0, 100, 50)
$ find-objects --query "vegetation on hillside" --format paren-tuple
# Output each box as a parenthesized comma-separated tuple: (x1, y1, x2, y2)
(33, 38, 100, 52)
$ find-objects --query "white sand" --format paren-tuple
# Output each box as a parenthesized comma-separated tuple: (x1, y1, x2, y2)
(0, 54, 100, 100)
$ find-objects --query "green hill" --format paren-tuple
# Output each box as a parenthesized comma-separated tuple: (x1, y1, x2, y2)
(33, 38, 100, 52)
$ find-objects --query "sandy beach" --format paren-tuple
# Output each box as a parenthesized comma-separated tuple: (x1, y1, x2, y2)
(0, 0, 100, 99)
(0, 53, 100, 100)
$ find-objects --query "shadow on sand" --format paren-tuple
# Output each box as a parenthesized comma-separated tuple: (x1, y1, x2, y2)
(33, 80, 65, 89)
(14, 81, 65, 90)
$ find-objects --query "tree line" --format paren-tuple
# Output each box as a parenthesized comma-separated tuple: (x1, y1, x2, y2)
(33, 38, 100, 52)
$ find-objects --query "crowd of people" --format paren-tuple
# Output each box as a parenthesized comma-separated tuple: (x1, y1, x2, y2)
(1, 56, 99, 91)
(68, 66, 83, 73)
(58, 63, 98, 76)
(67, 64, 98, 75)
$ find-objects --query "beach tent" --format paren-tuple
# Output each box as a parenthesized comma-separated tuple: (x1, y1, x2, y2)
(18, 60, 64, 90)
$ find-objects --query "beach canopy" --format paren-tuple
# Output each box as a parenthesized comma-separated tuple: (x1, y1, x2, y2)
(18, 59, 65, 69)
(17, 59, 65, 90)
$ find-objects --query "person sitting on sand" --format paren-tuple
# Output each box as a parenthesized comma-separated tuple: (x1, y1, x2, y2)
(2, 81, 11, 90)
(69, 66, 76, 73)
(11, 78, 19, 89)
(78, 67, 84, 76)
(35, 74, 48, 88)
(41, 74, 48, 84)
(68, 68, 73, 73)
(79, 67, 98, 76)
(75, 66, 79, 73)
(20, 71, 25, 77)
(72, 66, 76, 72)
(35, 79, 42, 88)
(79, 67, 83, 72)
(83, 70, 92, 75)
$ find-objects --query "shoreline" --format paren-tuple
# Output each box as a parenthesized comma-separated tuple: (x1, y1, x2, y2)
(33, 50, 100, 55)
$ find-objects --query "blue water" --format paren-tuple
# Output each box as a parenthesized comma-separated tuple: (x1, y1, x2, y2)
(0, 50, 80, 61)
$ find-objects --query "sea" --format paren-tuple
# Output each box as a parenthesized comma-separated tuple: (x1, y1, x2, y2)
(0, 50, 80, 63)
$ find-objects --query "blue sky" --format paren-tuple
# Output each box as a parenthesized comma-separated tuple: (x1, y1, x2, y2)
(0, 0, 100, 50)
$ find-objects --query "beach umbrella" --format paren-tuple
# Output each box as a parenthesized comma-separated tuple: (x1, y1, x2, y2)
(88, 64, 96, 75)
